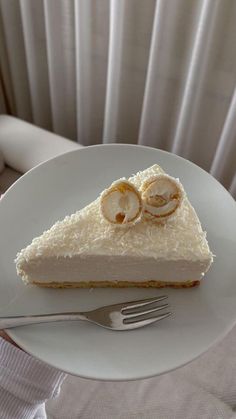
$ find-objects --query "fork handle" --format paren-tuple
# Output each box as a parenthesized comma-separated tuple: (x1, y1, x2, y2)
(0, 313, 88, 329)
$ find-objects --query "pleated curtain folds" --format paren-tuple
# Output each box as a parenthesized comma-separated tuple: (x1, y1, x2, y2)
(0, 0, 236, 197)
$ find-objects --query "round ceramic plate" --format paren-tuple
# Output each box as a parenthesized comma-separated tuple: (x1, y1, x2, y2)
(0, 144, 236, 381)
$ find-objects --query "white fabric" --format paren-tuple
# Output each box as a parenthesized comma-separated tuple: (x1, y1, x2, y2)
(0, 1, 236, 196)
(2, 327, 236, 419)
(46, 326, 236, 419)
(0, 115, 80, 173)
(0, 338, 66, 419)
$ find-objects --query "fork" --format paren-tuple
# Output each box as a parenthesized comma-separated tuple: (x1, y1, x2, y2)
(0, 295, 171, 331)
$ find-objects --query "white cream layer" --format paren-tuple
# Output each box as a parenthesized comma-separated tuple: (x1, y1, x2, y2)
(18, 255, 210, 284)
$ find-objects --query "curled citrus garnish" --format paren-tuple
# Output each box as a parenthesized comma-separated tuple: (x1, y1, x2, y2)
(141, 175, 183, 220)
(100, 180, 142, 225)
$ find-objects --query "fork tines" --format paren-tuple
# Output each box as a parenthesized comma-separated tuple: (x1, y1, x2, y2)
(121, 295, 168, 314)
(121, 295, 171, 327)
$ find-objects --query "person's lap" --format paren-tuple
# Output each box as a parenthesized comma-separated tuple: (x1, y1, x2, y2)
(46, 325, 236, 419)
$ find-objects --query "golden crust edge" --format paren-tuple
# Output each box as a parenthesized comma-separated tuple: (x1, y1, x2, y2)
(29, 280, 200, 289)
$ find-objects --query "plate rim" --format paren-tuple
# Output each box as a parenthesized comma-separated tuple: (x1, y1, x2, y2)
(3, 143, 236, 209)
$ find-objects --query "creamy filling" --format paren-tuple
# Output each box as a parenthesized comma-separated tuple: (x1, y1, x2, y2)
(18, 255, 212, 284)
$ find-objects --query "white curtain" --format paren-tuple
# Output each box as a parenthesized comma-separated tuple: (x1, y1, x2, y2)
(0, 0, 236, 196)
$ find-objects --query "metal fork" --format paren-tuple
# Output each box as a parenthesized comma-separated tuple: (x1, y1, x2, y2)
(0, 295, 171, 331)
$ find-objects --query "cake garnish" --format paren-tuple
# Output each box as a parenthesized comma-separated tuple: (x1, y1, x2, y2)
(141, 174, 184, 220)
(100, 180, 142, 225)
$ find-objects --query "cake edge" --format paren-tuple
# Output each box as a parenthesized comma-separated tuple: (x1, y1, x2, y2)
(30, 280, 200, 288)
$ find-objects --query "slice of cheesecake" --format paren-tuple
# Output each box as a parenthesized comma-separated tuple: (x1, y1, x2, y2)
(15, 165, 213, 288)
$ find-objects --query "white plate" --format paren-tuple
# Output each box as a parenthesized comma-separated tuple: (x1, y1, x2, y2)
(0, 144, 236, 381)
